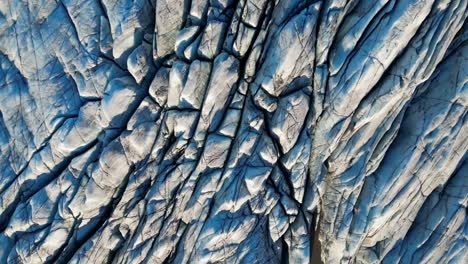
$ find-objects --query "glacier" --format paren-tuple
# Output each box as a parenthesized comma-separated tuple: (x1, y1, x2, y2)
(0, 0, 466, 263)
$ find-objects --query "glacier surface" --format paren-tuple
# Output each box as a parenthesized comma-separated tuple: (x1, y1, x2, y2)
(0, 0, 466, 263)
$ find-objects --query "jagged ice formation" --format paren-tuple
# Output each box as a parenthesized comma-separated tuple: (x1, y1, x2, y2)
(0, 0, 467, 263)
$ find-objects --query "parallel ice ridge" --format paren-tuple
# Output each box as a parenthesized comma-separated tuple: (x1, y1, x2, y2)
(0, 0, 466, 263)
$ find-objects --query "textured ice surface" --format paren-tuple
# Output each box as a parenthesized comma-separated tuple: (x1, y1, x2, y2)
(0, 0, 466, 263)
